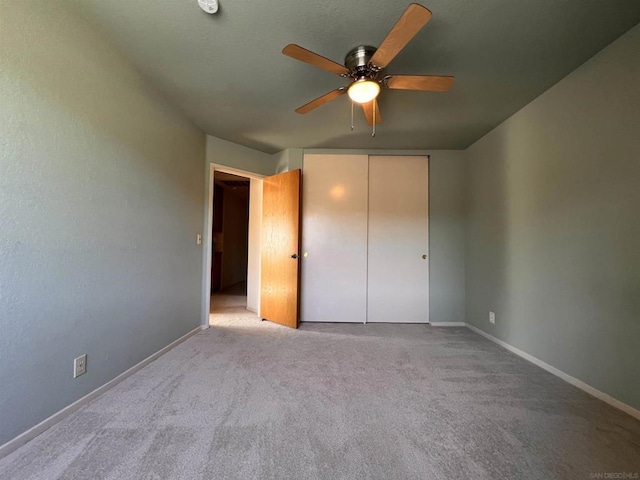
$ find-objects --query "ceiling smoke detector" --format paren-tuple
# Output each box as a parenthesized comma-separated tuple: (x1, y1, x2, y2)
(198, 0, 218, 14)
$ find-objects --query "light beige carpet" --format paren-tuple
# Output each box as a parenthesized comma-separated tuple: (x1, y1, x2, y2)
(1, 319, 639, 479)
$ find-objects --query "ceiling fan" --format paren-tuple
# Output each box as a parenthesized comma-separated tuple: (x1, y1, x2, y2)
(282, 3, 454, 134)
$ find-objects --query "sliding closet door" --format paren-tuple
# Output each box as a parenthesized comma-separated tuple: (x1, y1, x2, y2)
(367, 156, 429, 323)
(301, 154, 368, 322)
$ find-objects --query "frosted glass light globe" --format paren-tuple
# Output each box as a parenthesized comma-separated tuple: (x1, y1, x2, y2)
(347, 79, 380, 104)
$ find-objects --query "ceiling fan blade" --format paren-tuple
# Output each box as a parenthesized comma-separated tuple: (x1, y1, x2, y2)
(283, 44, 349, 76)
(370, 4, 432, 69)
(385, 75, 454, 92)
(295, 88, 346, 114)
(362, 99, 382, 126)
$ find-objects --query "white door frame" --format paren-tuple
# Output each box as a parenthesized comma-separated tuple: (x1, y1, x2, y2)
(202, 163, 265, 327)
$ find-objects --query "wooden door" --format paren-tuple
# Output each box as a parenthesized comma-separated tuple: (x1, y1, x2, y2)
(260, 169, 301, 328)
(301, 154, 369, 322)
(367, 156, 429, 323)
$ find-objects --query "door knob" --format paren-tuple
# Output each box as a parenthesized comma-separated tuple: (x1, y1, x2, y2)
(422, 254, 428, 259)
(291, 254, 299, 259)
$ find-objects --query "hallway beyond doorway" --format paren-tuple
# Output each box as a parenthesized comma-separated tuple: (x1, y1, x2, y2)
(210, 282, 256, 325)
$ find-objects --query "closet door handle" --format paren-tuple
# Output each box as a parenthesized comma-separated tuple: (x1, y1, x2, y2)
(422, 254, 428, 260)
(291, 254, 299, 259)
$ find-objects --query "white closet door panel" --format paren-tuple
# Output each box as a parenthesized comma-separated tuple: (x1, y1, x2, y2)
(367, 156, 429, 323)
(301, 154, 368, 322)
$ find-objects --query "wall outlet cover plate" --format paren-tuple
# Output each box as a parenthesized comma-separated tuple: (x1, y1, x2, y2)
(74, 354, 87, 378)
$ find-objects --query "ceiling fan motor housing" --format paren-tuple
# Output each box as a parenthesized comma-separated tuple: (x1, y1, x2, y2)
(344, 45, 379, 80)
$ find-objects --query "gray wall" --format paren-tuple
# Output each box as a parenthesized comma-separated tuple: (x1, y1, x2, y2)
(206, 135, 276, 176)
(429, 151, 467, 324)
(0, 3, 205, 445)
(465, 24, 640, 409)
(274, 148, 304, 173)
(302, 149, 467, 324)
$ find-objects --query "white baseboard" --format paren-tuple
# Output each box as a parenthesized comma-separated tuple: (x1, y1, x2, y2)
(302, 319, 366, 323)
(0, 325, 206, 460)
(465, 323, 640, 421)
(430, 322, 466, 327)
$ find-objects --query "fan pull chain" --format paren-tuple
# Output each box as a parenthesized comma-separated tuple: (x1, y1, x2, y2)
(372, 101, 376, 137)
(350, 101, 354, 131)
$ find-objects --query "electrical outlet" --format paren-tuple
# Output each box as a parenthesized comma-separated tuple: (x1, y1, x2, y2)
(74, 354, 87, 378)
(196, 234, 203, 245)
(489, 312, 496, 324)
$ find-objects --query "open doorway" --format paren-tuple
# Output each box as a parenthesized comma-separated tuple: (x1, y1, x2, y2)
(210, 171, 250, 319)
(203, 164, 301, 329)
(208, 167, 263, 325)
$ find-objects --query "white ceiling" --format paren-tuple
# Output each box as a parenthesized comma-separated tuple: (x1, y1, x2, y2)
(68, 0, 640, 153)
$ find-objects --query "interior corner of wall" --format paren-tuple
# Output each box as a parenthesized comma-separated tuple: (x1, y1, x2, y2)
(273, 149, 290, 174)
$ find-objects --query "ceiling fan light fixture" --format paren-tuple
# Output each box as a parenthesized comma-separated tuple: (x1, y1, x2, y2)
(347, 79, 380, 104)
